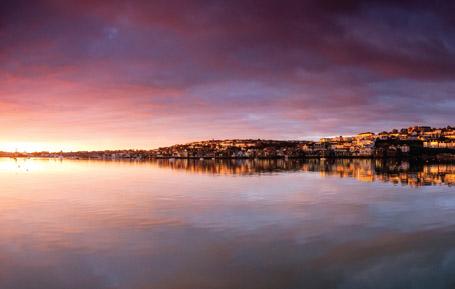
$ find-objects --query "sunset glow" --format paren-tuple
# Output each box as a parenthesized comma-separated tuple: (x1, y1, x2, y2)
(1, 1, 455, 288)
(0, 142, 72, 153)
(0, 0, 454, 151)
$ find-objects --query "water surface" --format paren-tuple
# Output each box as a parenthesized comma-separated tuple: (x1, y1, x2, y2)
(0, 158, 454, 289)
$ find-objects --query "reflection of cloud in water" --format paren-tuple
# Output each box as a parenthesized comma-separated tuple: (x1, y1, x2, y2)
(0, 158, 454, 288)
(2, 225, 455, 289)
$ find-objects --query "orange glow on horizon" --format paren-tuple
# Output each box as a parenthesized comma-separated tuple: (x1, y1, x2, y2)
(0, 142, 84, 153)
(0, 140, 169, 153)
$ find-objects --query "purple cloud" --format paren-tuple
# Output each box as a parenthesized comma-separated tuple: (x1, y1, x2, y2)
(0, 0, 454, 150)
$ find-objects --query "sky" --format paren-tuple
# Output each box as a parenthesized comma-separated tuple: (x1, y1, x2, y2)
(1, 0, 454, 151)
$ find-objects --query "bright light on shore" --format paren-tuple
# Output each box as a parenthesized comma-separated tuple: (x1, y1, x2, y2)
(0, 142, 65, 153)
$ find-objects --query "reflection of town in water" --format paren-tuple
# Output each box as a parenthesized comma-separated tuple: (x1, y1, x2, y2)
(153, 158, 455, 186)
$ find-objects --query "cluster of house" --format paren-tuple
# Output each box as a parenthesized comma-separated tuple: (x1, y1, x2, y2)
(150, 126, 455, 159)
(151, 139, 306, 159)
(16, 150, 152, 160)
(4, 126, 453, 160)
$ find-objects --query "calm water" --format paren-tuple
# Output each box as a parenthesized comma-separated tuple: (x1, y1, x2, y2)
(0, 158, 455, 289)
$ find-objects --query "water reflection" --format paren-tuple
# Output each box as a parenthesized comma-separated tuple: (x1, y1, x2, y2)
(0, 157, 454, 289)
(154, 158, 455, 186)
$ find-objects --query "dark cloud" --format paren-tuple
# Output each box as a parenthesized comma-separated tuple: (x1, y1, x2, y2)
(0, 0, 454, 148)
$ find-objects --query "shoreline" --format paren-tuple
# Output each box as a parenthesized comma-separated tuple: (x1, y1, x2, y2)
(4, 155, 455, 163)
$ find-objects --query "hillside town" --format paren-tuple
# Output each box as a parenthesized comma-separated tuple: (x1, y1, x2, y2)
(149, 125, 455, 160)
(2, 126, 454, 161)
